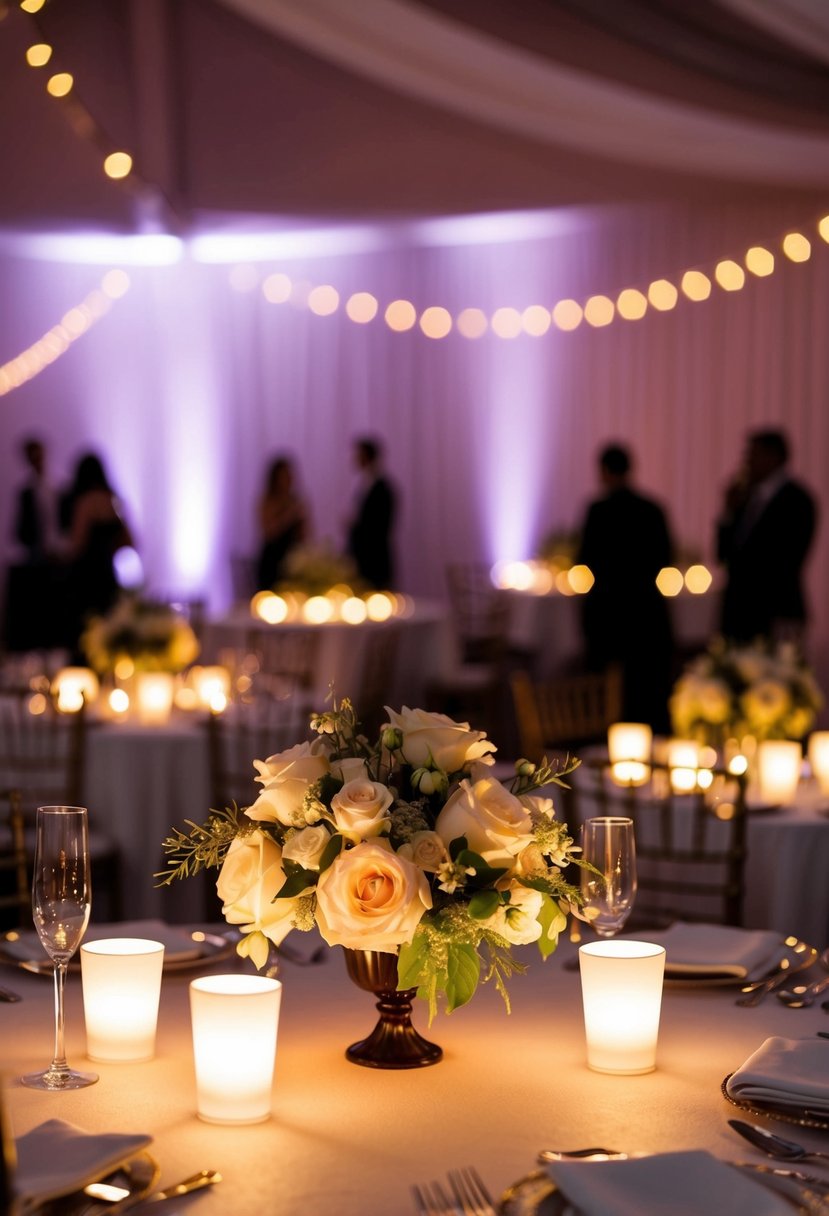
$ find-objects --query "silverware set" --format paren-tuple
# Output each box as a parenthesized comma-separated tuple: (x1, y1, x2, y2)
(412, 1166, 497, 1216)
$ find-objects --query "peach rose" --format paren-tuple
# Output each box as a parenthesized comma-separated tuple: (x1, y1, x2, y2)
(383, 706, 495, 773)
(315, 840, 432, 952)
(331, 779, 393, 842)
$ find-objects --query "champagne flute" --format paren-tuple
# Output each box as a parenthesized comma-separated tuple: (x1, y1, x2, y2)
(20, 806, 98, 1090)
(580, 816, 637, 938)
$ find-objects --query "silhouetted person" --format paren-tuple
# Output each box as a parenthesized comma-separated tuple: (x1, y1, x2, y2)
(717, 429, 817, 644)
(256, 456, 308, 590)
(347, 437, 397, 588)
(63, 452, 133, 655)
(13, 437, 58, 564)
(577, 443, 674, 732)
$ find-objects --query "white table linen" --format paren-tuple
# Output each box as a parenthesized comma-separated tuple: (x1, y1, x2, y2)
(4, 934, 829, 1216)
(726, 1036, 829, 1113)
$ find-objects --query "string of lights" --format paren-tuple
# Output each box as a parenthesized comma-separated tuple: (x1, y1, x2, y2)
(241, 212, 829, 339)
(0, 268, 130, 397)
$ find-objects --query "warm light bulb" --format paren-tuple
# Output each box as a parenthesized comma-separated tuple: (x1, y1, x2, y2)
(616, 289, 647, 320)
(680, 271, 711, 302)
(104, 151, 133, 180)
(385, 299, 416, 332)
(567, 564, 595, 594)
(714, 260, 745, 291)
(345, 292, 378, 323)
(745, 246, 774, 276)
(262, 273, 291, 303)
(490, 307, 522, 339)
(456, 308, 488, 339)
(522, 304, 551, 336)
(552, 299, 583, 331)
(308, 285, 339, 316)
(583, 295, 614, 327)
(684, 564, 712, 594)
(419, 307, 452, 339)
(656, 567, 683, 596)
(26, 43, 52, 67)
(647, 280, 678, 311)
(818, 216, 829, 244)
(46, 72, 73, 97)
(782, 232, 811, 263)
(101, 268, 130, 298)
(21, 0, 47, 11)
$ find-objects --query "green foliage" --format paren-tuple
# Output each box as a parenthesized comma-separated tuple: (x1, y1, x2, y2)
(155, 804, 250, 886)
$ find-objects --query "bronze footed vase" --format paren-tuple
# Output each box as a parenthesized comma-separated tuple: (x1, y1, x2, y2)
(342, 949, 442, 1069)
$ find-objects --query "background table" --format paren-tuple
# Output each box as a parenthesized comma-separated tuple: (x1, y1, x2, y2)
(4, 933, 828, 1215)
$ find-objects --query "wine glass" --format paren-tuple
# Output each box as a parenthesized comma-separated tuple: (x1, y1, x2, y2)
(20, 806, 98, 1090)
(580, 816, 637, 938)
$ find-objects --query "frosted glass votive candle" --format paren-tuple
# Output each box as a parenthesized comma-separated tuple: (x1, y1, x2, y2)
(579, 940, 666, 1075)
(757, 740, 802, 805)
(81, 938, 165, 1062)
(190, 975, 282, 1124)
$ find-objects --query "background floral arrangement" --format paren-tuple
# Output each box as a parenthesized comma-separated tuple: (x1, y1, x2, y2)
(670, 639, 822, 746)
(159, 700, 584, 1018)
(277, 543, 362, 596)
(82, 594, 200, 674)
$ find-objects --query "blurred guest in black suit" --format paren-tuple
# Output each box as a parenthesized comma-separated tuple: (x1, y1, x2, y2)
(256, 455, 308, 590)
(717, 429, 817, 644)
(347, 437, 397, 588)
(14, 436, 58, 564)
(577, 443, 674, 732)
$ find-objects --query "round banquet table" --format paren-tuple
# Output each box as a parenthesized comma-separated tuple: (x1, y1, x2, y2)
(3, 933, 828, 1215)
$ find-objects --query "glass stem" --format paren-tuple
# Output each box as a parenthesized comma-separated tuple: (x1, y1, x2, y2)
(51, 961, 70, 1076)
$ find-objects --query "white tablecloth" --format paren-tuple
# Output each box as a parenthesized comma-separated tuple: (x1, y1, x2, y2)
(4, 934, 828, 1215)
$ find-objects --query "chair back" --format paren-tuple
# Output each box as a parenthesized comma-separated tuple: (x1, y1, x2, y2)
(445, 563, 510, 665)
(246, 628, 321, 706)
(511, 667, 623, 758)
(0, 789, 29, 929)
(0, 690, 85, 817)
(207, 698, 310, 815)
(354, 625, 400, 737)
(571, 757, 748, 927)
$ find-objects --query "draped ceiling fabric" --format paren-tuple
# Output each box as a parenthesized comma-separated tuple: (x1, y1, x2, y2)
(0, 0, 828, 699)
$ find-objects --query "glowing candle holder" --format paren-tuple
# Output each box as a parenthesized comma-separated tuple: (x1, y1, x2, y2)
(608, 723, 652, 786)
(668, 738, 700, 794)
(190, 975, 282, 1124)
(135, 672, 175, 725)
(808, 732, 829, 795)
(579, 940, 666, 1074)
(192, 666, 231, 713)
(757, 740, 802, 805)
(52, 667, 99, 713)
(81, 938, 164, 1061)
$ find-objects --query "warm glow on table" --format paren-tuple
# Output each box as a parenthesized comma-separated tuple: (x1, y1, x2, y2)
(757, 740, 802, 805)
(579, 940, 666, 1074)
(52, 667, 99, 712)
(81, 938, 164, 1061)
(608, 723, 652, 786)
(135, 673, 175, 725)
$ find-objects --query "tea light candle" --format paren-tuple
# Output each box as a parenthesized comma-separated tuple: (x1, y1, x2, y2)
(757, 740, 802, 805)
(808, 732, 829, 795)
(193, 666, 231, 712)
(608, 723, 652, 786)
(135, 672, 175, 725)
(579, 940, 666, 1074)
(668, 738, 700, 794)
(81, 938, 164, 1061)
(190, 975, 282, 1124)
(52, 667, 99, 713)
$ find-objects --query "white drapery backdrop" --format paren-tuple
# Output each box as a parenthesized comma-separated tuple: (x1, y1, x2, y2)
(1, 197, 827, 694)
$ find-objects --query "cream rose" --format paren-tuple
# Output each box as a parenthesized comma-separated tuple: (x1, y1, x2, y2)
(217, 831, 302, 960)
(247, 740, 329, 827)
(484, 886, 544, 945)
(282, 824, 330, 871)
(398, 830, 448, 873)
(315, 840, 431, 952)
(331, 779, 393, 842)
(383, 706, 495, 773)
(435, 775, 534, 865)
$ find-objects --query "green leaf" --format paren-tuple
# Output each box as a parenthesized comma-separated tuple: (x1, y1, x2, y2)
(273, 866, 315, 901)
(397, 932, 430, 990)
(468, 889, 502, 921)
(318, 833, 345, 874)
(444, 943, 480, 1012)
(455, 848, 509, 888)
(448, 834, 468, 861)
(536, 893, 567, 960)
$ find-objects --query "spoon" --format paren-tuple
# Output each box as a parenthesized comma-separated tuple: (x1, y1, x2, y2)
(728, 1119, 829, 1164)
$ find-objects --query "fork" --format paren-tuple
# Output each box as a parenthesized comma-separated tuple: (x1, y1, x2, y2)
(412, 1167, 497, 1216)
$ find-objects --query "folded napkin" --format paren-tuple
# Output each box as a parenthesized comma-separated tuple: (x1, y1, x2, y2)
(3, 920, 202, 966)
(726, 1036, 829, 1113)
(14, 1118, 152, 1210)
(546, 1150, 790, 1216)
(621, 922, 781, 978)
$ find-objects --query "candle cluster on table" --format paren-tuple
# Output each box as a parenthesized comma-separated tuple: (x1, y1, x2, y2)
(250, 587, 408, 625)
(492, 558, 713, 598)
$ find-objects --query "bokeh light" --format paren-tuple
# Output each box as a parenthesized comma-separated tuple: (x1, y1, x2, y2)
(584, 295, 614, 327)
(419, 307, 452, 339)
(522, 305, 551, 336)
(656, 566, 684, 596)
(745, 246, 774, 276)
(385, 299, 417, 332)
(456, 308, 488, 339)
(680, 271, 711, 302)
(103, 151, 133, 180)
(552, 299, 583, 331)
(616, 289, 647, 321)
(46, 72, 73, 97)
(490, 307, 522, 339)
(346, 292, 378, 323)
(262, 272, 292, 303)
(714, 260, 745, 291)
(782, 232, 811, 262)
(684, 564, 712, 594)
(647, 279, 678, 311)
(26, 43, 52, 67)
(308, 285, 339, 316)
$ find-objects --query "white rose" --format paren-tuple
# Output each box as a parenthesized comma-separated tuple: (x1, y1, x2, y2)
(383, 706, 495, 773)
(435, 775, 534, 865)
(330, 755, 370, 783)
(217, 831, 301, 950)
(398, 830, 448, 873)
(521, 794, 556, 821)
(247, 740, 329, 826)
(697, 679, 732, 724)
(330, 779, 393, 842)
(485, 886, 544, 945)
(315, 840, 431, 952)
(282, 825, 331, 870)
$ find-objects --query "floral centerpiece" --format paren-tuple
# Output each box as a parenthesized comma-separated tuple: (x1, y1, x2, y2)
(82, 594, 199, 675)
(670, 639, 822, 747)
(158, 700, 584, 1065)
(278, 543, 361, 596)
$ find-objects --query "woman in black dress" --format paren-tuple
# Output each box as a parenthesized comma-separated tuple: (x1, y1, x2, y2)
(256, 456, 308, 590)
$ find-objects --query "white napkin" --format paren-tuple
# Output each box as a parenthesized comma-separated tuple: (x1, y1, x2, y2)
(3, 920, 202, 965)
(726, 1036, 829, 1113)
(622, 922, 781, 977)
(546, 1151, 790, 1216)
(14, 1118, 152, 1209)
